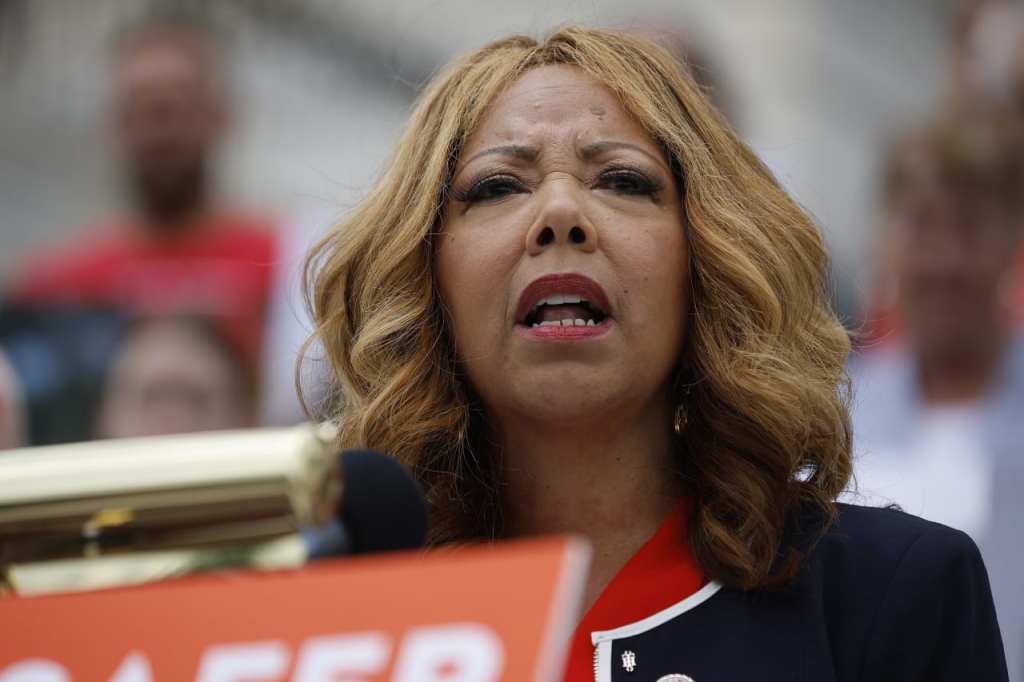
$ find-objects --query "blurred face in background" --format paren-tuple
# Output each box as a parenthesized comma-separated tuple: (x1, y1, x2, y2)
(113, 32, 225, 227)
(96, 318, 253, 439)
(884, 174, 1019, 364)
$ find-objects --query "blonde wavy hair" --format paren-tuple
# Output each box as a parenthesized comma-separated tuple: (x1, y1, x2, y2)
(305, 27, 852, 590)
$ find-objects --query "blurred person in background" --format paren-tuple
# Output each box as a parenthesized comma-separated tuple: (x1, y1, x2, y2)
(5, 7, 276, 368)
(0, 8, 278, 443)
(95, 315, 256, 440)
(863, 0, 1024, 343)
(953, 0, 1024, 335)
(0, 348, 25, 450)
(0, 306, 124, 445)
(850, 114, 1024, 680)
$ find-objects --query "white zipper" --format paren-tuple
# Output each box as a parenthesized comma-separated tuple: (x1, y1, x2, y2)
(592, 639, 611, 682)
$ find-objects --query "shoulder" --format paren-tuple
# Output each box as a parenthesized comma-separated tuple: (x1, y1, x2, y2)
(799, 504, 1007, 680)
(586, 505, 1005, 680)
(8, 225, 132, 302)
(806, 503, 985, 600)
(822, 502, 975, 558)
(205, 213, 279, 245)
(184, 214, 279, 266)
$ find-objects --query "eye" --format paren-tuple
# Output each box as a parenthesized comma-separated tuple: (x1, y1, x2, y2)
(596, 168, 661, 197)
(453, 174, 525, 204)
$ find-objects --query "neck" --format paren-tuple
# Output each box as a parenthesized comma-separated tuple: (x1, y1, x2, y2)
(497, 392, 680, 613)
(146, 197, 207, 233)
(135, 168, 210, 236)
(916, 332, 1007, 404)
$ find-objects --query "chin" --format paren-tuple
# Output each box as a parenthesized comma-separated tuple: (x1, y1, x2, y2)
(501, 365, 650, 426)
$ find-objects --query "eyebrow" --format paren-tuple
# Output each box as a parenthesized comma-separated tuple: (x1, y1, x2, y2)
(465, 144, 539, 164)
(463, 140, 664, 166)
(579, 140, 661, 164)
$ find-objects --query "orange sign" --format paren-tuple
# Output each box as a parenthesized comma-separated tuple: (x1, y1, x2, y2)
(0, 537, 589, 682)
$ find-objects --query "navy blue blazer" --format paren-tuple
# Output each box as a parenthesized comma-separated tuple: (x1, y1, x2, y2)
(588, 503, 1008, 681)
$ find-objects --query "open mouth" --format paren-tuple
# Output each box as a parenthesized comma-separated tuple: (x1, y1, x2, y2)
(523, 294, 608, 328)
(514, 273, 613, 332)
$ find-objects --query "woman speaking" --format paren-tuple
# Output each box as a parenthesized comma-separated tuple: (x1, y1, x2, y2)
(305, 27, 1007, 681)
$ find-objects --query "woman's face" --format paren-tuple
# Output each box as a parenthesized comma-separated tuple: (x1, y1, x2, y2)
(96, 320, 251, 439)
(436, 65, 689, 430)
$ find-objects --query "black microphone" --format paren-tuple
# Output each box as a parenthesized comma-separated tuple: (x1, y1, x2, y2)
(304, 449, 428, 558)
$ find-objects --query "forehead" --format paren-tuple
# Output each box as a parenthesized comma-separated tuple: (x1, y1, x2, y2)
(119, 323, 231, 376)
(462, 64, 653, 152)
(890, 176, 1004, 216)
(116, 37, 208, 91)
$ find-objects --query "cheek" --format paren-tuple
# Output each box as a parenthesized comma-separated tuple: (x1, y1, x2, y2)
(435, 222, 519, 356)
(614, 214, 689, 331)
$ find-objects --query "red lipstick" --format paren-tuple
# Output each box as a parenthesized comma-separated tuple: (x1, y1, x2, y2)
(514, 273, 613, 342)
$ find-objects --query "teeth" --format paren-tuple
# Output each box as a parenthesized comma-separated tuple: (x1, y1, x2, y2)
(530, 317, 600, 328)
(536, 294, 585, 308)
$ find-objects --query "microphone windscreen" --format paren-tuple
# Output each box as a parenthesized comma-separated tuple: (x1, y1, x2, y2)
(339, 449, 428, 554)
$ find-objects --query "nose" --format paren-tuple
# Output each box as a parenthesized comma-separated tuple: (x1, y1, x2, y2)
(525, 179, 598, 256)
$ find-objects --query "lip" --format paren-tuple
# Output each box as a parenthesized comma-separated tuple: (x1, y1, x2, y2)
(513, 272, 614, 341)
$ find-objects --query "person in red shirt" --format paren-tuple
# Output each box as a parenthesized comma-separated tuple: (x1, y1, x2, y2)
(7, 11, 276, 364)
